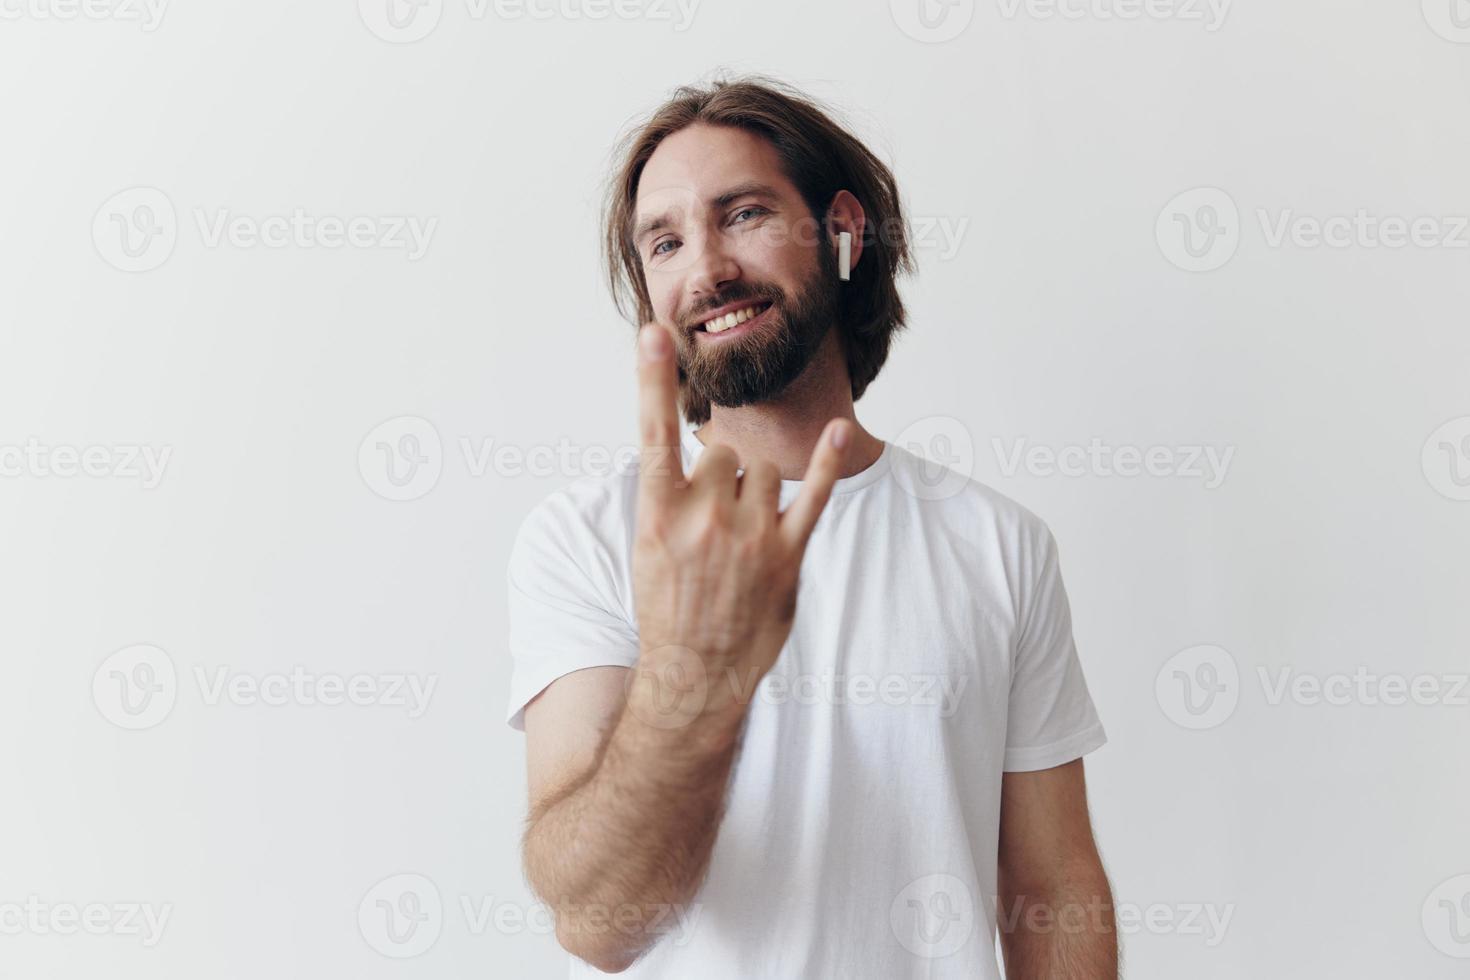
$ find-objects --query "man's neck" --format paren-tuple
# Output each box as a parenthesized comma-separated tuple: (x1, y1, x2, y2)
(691, 330, 887, 482)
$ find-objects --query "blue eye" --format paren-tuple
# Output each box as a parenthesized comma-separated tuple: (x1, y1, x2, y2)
(732, 207, 768, 223)
(652, 239, 678, 257)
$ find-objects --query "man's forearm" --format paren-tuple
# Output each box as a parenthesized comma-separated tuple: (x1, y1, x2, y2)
(997, 867, 1119, 980)
(523, 682, 746, 971)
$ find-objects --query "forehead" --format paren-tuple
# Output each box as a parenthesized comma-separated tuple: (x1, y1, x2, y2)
(635, 123, 797, 223)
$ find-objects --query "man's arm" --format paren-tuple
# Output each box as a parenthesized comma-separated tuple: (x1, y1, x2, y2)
(517, 323, 849, 972)
(996, 758, 1118, 979)
(521, 664, 746, 973)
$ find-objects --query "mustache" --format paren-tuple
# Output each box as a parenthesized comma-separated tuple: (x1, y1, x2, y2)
(684, 287, 780, 328)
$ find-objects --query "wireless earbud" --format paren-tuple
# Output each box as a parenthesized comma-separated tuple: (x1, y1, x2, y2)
(837, 231, 852, 281)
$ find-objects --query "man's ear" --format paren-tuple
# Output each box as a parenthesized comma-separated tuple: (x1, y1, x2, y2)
(825, 189, 866, 278)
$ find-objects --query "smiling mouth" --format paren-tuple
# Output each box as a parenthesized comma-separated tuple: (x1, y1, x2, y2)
(696, 301, 774, 334)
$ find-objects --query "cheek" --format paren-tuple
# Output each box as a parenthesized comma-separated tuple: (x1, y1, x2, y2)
(746, 227, 790, 267)
(750, 227, 816, 290)
(645, 279, 677, 321)
(663, 289, 686, 325)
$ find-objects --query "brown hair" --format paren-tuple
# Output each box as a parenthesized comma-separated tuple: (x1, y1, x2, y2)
(601, 73, 915, 425)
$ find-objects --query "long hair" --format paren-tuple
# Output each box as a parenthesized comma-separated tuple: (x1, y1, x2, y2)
(601, 73, 915, 425)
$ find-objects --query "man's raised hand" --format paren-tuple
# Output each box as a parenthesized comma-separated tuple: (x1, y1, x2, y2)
(629, 322, 848, 724)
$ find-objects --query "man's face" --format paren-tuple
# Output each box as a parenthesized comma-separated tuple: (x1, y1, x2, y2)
(632, 123, 839, 411)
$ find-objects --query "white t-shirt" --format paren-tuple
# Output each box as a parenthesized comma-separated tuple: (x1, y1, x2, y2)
(505, 424, 1107, 979)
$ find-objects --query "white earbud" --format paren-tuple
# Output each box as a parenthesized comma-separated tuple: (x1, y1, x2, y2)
(837, 231, 852, 281)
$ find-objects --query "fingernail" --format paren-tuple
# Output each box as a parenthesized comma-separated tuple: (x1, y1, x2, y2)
(830, 421, 849, 449)
(640, 325, 669, 361)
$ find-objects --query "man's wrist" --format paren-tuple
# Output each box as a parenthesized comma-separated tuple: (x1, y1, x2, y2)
(620, 645, 750, 755)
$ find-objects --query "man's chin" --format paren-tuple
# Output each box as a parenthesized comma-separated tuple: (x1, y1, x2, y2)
(687, 337, 833, 410)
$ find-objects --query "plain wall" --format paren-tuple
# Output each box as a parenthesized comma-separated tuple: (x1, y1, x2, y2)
(2, 0, 1468, 976)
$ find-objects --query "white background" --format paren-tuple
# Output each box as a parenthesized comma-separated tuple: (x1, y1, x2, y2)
(2, 0, 1468, 977)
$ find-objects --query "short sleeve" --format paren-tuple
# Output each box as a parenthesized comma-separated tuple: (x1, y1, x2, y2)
(1003, 525, 1107, 771)
(504, 490, 640, 732)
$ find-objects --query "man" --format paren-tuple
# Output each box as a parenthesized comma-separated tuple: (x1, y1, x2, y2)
(506, 75, 1117, 978)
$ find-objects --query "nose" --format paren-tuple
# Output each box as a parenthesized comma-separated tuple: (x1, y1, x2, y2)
(686, 231, 741, 304)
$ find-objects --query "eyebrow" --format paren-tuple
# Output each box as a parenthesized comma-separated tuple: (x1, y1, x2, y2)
(632, 181, 783, 249)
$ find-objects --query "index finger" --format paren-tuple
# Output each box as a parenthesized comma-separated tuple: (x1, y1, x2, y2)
(636, 323, 681, 519)
(779, 418, 850, 550)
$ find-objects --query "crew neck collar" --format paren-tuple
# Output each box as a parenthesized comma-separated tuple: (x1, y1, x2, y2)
(679, 424, 894, 496)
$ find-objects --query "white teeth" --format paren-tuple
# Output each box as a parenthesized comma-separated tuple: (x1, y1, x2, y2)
(704, 303, 765, 333)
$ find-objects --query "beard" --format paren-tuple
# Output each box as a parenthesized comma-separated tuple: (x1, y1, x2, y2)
(675, 244, 840, 412)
